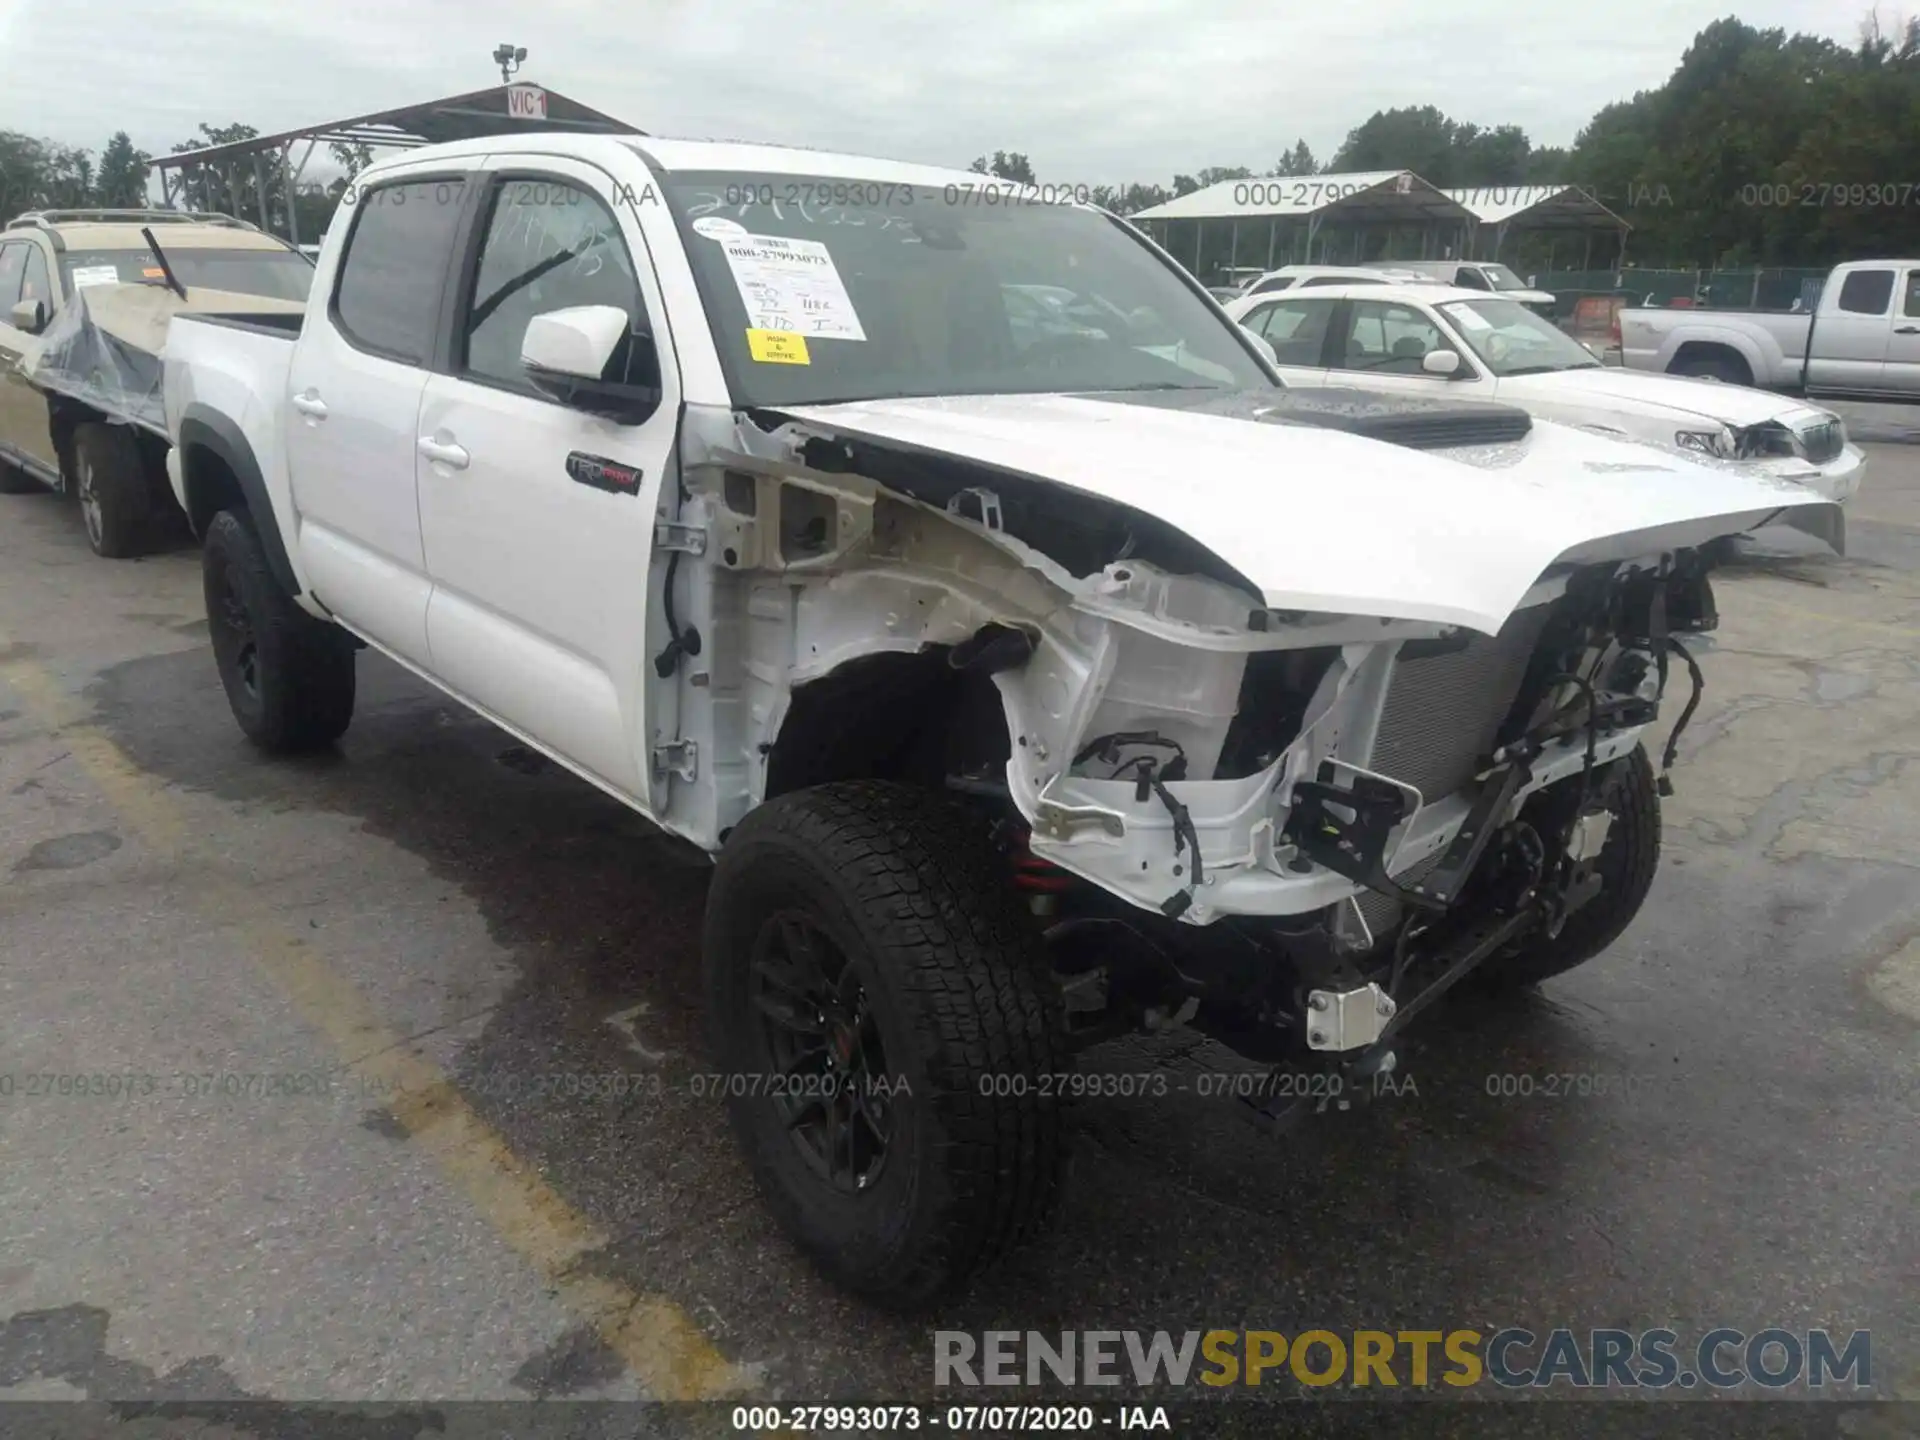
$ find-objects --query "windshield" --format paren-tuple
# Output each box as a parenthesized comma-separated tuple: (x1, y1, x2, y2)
(1481, 264, 1533, 292)
(61, 247, 315, 302)
(1439, 298, 1600, 375)
(661, 172, 1270, 406)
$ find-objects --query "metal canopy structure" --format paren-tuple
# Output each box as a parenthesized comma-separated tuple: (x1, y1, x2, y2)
(147, 83, 643, 247)
(1441, 184, 1630, 267)
(1130, 171, 1479, 279)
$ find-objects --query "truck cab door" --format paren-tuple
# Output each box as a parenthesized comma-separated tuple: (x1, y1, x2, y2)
(285, 169, 478, 668)
(414, 159, 678, 801)
(1807, 265, 1895, 396)
(1884, 268, 1920, 396)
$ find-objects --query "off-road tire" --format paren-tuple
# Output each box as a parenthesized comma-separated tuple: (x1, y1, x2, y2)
(705, 781, 1066, 1309)
(1475, 745, 1661, 989)
(73, 422, 153, 558)
(202, 509, 356, 753)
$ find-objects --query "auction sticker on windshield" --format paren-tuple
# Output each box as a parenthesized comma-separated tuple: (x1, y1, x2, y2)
(746, 329, 811, 365)
(710, 232, 867, 341)
(70, 265, 121, 289)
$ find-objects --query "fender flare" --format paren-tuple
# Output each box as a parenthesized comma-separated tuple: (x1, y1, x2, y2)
(176, 404, 302, 598)
(1661, 325, 1768, 380)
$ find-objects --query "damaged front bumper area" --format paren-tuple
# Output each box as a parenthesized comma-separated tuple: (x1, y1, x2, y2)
(999, 569, 1672, 929)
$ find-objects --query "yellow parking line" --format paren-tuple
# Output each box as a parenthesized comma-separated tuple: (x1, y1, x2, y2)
(0, 640, 750, 1402)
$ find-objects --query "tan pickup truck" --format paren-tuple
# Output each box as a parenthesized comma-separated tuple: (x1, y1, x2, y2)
(0, 209, 311, 555)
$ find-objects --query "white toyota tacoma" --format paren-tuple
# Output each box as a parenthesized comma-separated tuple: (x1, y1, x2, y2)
(163, 133, 1841, 1307)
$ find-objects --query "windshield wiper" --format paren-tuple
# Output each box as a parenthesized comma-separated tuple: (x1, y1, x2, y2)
(1500, 364, 1584, 376)
(1104, 381, 1220, 392)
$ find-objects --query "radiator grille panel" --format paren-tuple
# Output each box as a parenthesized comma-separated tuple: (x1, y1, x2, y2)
(1368, 606, 1551, 808)
(1343, 604, 1552, 946)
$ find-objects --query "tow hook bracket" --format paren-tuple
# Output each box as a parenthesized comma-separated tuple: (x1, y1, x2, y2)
(1304, 982, 1395, 1052)
(1282, 763, 1444, 914)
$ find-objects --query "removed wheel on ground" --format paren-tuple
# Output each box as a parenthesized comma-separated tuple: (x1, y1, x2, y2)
(72, 422, 154, 558)
(202, 508, 357, 754)
(704, 780, 1066, 1309)
(1473, 745, 1662, 990)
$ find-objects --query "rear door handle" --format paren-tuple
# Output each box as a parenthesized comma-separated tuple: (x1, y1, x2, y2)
(417, 434, 470, 470)
(1896, 325, 1920, 335)
(291, 391, 328, 419)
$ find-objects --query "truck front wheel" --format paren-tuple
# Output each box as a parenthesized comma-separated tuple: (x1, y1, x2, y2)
(704, 781, 1066, 1308)
(203, 509, 356, 753)
(1472, 746, 1662, 990)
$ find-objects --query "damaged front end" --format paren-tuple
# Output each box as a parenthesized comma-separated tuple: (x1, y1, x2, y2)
(651, 395, 1759, 1094)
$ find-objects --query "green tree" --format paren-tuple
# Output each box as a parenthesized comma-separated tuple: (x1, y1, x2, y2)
(968, 150, 1036, 184)
(1268, 140, 1318, 176)
(0, 131, 97, 214)
(95, 131, 152, 207)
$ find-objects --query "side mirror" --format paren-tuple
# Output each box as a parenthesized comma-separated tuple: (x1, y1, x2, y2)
(521, 305, 660, 423)
(10, 298, 48, 335)
(1422, 349, 1463, 377)
(1239, 324, 1278, 364)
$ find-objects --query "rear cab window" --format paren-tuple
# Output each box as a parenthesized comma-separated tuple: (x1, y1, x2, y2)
(1836, 268, 1895, 315)
(1248, 297, 1336, 365)
(332, 177, 471, 364)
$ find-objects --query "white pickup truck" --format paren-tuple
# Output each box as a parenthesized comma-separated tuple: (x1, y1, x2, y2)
(1620, 258, 1920, 401)
(162, 133, 1841, 1307)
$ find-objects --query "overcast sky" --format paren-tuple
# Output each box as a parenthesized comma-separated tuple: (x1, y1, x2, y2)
(0, 0, 1864, 181)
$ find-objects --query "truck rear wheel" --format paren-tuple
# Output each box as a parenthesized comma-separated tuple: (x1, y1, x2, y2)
(72, 422, 153, 558)
(704, 781, 1065, 1309)
(1474, 746, 1662, 990)
(203, 509, 356, 754)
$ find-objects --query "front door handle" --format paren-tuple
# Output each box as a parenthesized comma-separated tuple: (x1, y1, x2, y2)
(291, 391, 328, 420)
(417, 434, 470, 470)
(1896, 325, 1920, 335)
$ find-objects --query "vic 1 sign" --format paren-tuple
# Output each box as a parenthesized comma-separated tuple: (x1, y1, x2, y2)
(507, 85, 548, 120)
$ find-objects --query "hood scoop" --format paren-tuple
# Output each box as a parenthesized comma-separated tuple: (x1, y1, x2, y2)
(1085, 385, 1533, 451)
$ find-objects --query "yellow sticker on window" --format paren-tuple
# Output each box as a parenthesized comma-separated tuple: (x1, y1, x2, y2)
(746, 329, 810, 365)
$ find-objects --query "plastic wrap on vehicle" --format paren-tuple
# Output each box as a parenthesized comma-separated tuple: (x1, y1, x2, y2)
(23, 286, 166, 436)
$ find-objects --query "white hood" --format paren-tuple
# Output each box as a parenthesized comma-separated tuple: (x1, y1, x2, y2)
(776, 391, 1836, 635)
(1505, 365, 1832, 430)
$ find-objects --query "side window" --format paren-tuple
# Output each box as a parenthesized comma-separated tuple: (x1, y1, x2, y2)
(1253, 298, 1335, 366)
(333, 176, 470, 364)
(0, 243, 26, 309)
(1837, 268, 1894, 316)
(1250, 276, 1293, 295)
(1453, 267, 1492, 291)
(460, 177, 647, 391)
(1903, 270, 1920, 319)
(1343, 301, 1454, 373)
(20, 245, 51, 306)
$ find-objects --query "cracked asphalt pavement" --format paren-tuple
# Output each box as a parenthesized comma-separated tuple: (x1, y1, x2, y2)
(1, 434, 1917, 1432)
